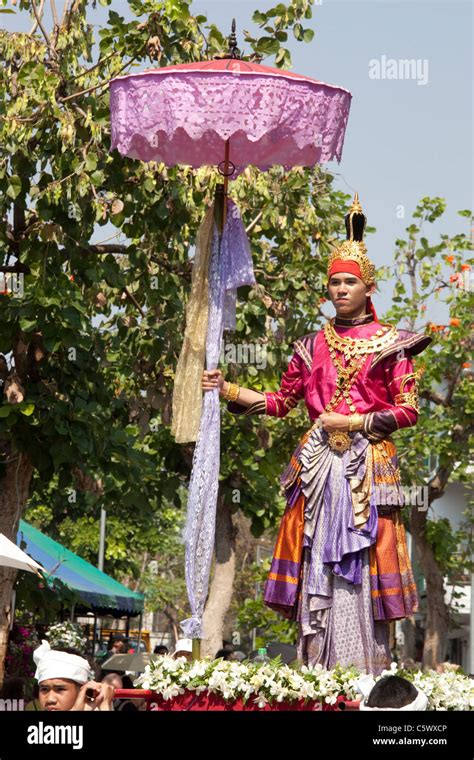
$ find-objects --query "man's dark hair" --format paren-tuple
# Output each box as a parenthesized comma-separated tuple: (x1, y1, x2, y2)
(214, 649, 233, 661)
(366, 675, 419, 708)
(0, 676, 25, 700)
(153, 645, 168, 655)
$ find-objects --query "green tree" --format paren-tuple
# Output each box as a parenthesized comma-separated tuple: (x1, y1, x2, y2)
(0, 0, 329, 681)
(382, 198, 473, 668)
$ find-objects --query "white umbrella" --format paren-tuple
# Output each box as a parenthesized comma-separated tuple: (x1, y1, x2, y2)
(101, 653, 159, 672)
(0, 533, 45, 575)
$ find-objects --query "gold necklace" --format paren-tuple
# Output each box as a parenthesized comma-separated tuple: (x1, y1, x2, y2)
(324, 319, 398, 359)
(324, 352, 366, 414)
(321, 319, 398, 452)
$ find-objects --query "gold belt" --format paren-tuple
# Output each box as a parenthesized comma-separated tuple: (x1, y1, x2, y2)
(310, 420, 353, 454)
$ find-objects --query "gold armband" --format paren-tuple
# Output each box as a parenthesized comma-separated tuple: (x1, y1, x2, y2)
(348, 413, 364, 432)
(222, 382, 240, 402)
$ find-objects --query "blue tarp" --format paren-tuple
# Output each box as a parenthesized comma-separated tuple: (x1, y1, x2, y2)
(17, 520, 144, 615)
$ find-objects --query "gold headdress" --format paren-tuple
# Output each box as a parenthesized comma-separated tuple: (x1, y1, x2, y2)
(327, 193, 376, 285)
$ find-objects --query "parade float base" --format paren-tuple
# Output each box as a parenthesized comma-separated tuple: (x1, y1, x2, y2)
(114, 690, 360, 711)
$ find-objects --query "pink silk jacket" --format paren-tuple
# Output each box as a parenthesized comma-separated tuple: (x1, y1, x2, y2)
(227, 316, 431, 438)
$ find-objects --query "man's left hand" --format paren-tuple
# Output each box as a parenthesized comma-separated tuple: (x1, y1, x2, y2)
(318, 412, 350, 432)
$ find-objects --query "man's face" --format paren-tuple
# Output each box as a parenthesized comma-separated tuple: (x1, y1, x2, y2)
(38, 679, 81, 711)
(111, 640, 126, 654)
(327, 273, 373, 316)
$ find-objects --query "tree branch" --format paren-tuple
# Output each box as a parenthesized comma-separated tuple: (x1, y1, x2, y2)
(420, 389, 447, 406)
(50, 0, 58, 26)
(87, 244, 128, 255)
(427, 424, 469, 503)
(30, 0, 51, 47)
(245, 210, 263, 234)
(59, 56, 140, 103)
(59, 0, 70, 27)
(68, 50, 122, 83)
(28, 0, 45, 35)
(123, 287, 145, 318)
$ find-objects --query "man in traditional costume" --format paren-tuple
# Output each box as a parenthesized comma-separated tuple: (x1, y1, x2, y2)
(202, 195, 431, 675)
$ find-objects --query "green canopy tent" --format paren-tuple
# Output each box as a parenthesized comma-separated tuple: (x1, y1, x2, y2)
(16, 520, 144, 651)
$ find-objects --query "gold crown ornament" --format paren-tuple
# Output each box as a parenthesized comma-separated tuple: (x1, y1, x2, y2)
(327, 193, 376, 285)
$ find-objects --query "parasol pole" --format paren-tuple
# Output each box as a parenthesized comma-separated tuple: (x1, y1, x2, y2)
(192, 638, 201, 661)
(198, 147, 229, 663)
(222, 139, 230, 231)
(195, 23, 237, 659)
(215, 17, 238, 235)
(215, 139, 232, 235)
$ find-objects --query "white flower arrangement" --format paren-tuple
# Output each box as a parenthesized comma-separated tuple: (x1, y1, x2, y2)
(134, 656, 474, 711)
(46, 621, 88, 653)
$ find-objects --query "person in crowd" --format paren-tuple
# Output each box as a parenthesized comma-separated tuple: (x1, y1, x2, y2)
(153, 644, 169, 655)
(34, 641, 114, 712)
(0, 676, 26, 701)
(107, 634, 129, 655)
(214, 648, 236, 661)
(172, 638, 193, 661)
(101, 672, 123, 691)
(25, 681, 41, 711)
(356, 674, 428, 711)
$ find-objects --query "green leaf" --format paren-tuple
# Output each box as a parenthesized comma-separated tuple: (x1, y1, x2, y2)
(6, 175, 22, 200)
(20, 404, 35, 416)
(19, 317, 38, 331)
(255, 37, 281, 55)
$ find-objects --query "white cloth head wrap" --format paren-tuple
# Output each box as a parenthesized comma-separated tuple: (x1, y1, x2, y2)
(356, 674, 428, 711)
(34, 640, 92, 685)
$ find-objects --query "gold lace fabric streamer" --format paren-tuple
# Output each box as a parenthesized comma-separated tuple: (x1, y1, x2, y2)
(350, 444, 374, 529)
(171, 205, 215, 443)
(350, 440, 402, 529)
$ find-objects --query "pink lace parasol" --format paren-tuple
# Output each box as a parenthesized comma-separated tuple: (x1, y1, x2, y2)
(110, 58, 352, 175)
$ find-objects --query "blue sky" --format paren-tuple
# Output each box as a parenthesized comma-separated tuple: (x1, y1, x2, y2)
(2, 0, 472, 317)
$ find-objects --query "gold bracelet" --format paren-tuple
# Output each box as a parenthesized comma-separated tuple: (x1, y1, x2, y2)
(348, 413, 364, 432)
(222, 382, 240, 402)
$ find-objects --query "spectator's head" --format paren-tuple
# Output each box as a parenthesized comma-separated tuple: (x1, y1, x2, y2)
(101, 672, 123, 690)
(109, 635, 128, 654)
(153, 645, 168, 656)
(34, 641, 93, 712)
(214, 649, 234, 661)
(173, 638, 193, 661)
(357, 674, 428, 711)
(0, 676, 26, 700)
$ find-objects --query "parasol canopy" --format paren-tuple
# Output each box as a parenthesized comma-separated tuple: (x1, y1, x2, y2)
(0, 532, 45, 575)
(110, 58, 352, 174)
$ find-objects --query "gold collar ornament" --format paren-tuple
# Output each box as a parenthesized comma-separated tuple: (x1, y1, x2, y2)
(324, 319, 398, 359)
